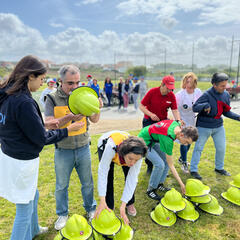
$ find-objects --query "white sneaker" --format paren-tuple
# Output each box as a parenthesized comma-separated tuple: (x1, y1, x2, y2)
(36, 226, 48, 236)
(54, 215, 68, 230)
(87, 210, 96, 222)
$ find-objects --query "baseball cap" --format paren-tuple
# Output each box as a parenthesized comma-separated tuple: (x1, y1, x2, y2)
(162, 75, 175, 89)
(87, 74, 92, 78)
(47, 78, 55, 84)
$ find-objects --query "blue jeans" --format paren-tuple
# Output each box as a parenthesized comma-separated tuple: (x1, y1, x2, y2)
(190, 126, 226, 172)
(147, 143, 169, 189)
(54, 144, 96, 216)
(11, 190, 40, 240)
(180, 144, 191, 163)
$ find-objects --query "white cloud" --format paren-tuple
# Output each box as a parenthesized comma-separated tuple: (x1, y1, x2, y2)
(75, 0, 102, 6)
(117, 0, 240, 27)
(0, 13, 46, 59)
(0, 13, 235, 67)
(49, 20, 64, 28)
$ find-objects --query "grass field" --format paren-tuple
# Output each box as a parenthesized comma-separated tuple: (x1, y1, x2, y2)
(0, 118, 239, 240)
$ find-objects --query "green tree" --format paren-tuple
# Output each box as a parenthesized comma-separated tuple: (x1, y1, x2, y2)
(126, 65, 147, 77)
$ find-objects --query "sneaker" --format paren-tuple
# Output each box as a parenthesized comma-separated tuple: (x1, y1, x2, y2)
(36, 226, 48, 236)
(126, 204, 137, 217)
(181, 162, 189, 173)
(87, 210, 96, 222)
(178, 157, 183, 164)
(190, 171, 202, 180)
(157, 183, 171, 192)
(215, 169, 231, 176)
(54, 215, 68, 231)
(146, 189, 162, 201)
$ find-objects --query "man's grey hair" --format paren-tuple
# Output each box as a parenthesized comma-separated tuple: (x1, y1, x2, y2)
(58, 65, 80, 82)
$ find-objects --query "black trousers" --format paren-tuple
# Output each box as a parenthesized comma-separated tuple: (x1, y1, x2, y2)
(98, 148, 135, 210)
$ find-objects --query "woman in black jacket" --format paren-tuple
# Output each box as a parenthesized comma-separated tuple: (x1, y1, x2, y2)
(0, 55, 83, 240)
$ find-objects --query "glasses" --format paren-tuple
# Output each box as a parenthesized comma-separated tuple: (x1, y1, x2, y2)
(63, 81, 80, 86)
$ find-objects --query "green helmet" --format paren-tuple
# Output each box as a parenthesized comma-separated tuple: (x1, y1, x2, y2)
(185, 179, 210, 197)
(91, 209, 121, 236)
(68, 86, 100, 116)
(189, 194, 212, 204)
(161, 188, 186, 212)
(177, 198, 199, 222)
(112, 220, 134, 240)
(60, 214, 93, 240)
(92, 230, 105, 240)
(150, 203, 177, 227)
(229, 173, 240, 189)
(199, 194, 223, 215)
(54, 233, 62, 240)
(221, 186, 240, 206)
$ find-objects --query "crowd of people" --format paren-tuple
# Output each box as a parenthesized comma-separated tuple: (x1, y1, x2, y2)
(0, 55, 239, 240)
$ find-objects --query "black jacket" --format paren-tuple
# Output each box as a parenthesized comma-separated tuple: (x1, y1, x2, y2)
(0, 87, 68, 160)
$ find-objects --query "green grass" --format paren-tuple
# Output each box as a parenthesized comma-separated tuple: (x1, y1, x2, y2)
(0, 119, 239, 240)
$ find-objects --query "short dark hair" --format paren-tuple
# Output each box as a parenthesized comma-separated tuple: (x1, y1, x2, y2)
(181, 126, 198, 142)
(211, 73, 228, 85)
(118, 136, 147, 158)
(0, 55, 47, 95)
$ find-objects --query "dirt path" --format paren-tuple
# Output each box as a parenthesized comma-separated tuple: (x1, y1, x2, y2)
(89, 105, 143, 135)
(89, 100, 240, 135)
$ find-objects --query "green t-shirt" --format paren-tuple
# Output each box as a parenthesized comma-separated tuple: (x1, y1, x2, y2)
(138, 121, 180, 156)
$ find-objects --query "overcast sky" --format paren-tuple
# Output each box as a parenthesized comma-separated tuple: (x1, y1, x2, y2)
(1, 0, 240, 67)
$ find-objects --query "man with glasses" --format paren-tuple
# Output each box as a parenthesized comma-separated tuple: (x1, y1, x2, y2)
(44, 65, 100, 230)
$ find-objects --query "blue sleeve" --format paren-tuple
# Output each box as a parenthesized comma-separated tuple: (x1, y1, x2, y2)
(223, 111, 240, 121)
(192, 92, 210, 113)
(16, 100, 67, 148)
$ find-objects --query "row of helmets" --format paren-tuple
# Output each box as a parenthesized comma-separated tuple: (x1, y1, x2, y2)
(150, 178, 224, 227)
(221, 173, 240, 206)
(54, 210, 134, 240)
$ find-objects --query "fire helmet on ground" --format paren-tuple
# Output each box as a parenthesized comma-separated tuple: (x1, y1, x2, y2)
(91, 209, 121, 236)
(229, 173, 240, 189)
(221, 186, 240, 206)
(185, 179, 210, 197)
(161, 188, 186, 212)
(189, 194, 212, 204)
(60, 214, 93, 240)
(177, 198, 199, 222)
(150, 203, 177, 227)
(199, 194, 223, 215)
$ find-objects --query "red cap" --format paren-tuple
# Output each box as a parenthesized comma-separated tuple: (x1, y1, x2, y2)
(162, 75, 175, 89)
(87, 74, 92, 78)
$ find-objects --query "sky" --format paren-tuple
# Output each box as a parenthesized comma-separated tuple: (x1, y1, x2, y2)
(0, 0, 240, 67)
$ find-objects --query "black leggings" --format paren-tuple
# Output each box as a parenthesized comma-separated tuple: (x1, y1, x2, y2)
(98, 148, 135, 210)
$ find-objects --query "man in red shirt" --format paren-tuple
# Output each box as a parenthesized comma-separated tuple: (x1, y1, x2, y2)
(139, 75, 182, 184)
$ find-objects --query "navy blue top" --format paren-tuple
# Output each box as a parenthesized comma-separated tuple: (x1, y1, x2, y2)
(0, 87, 68, 160)
(193, 87, 240, 128)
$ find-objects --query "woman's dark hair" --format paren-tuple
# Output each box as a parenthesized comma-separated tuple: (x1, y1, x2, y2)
(118, 136, 147, 158)
(181, 126, 198, 142)
(0, 55, 47, 95)
(104, 77, 112, 84)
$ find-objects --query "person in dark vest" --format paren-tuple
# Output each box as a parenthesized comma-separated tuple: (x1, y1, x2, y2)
(138, 120, 198, 201)
(190, 73, 240, 180)
(95, 131, 147, 225)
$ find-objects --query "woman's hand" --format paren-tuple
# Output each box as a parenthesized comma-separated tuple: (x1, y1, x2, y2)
(94, 197, 111, 219)
(44, 119, 59, 129)
(180, 183, 186, 195)
(120, 202, 129, 225)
